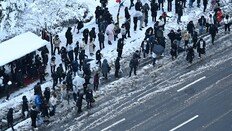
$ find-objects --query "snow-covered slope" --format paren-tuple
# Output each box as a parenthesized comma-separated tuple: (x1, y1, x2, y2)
(0, 0, 96, 42)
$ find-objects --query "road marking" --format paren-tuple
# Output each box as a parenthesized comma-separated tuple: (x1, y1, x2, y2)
(177, 76, 206, 92)
(101, 118, 126, 131)
(170, 115, 199, 131)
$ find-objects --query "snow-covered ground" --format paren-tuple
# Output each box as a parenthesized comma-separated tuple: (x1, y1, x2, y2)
(1, 0, 232, 130)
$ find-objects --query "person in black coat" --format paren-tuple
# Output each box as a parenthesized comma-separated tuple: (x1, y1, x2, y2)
(98, 31, 105, 50)
(142, 3, 150, 27)
(168, 0, 173, 11)
(117, 38, 124, 58)
(56, 64, 65, 83)
(203, 0, 208, 12)
(135, 0, 143, 11)
(96, 50, 102, 66)
(170, 40, 178, 60)
(209, 24, 218, 44)
(196, 38, 206, 58)
(129, 0, 134, 9)
(129, 55, 139, 77)
(150, 1, 158, 22)
(158, 0, 164, 10)
(187, 21, 195, 36)
(77, 20, 84, 34)
(76, 93, 84, 113)
(30, 106, 39, 128)
(89, 27, 96, 42)
(74, 41, 79, 61)
(65, 27, 73, 46)
(133, 16, 138, 31)
(115, 57, 121, 78)
(168, 30, 176, 45)
(44, 87, 50, 103)
(186, 46, 195, 64)
(22, 96, 29, 117)
(86, 88, 95, 109)
(83, 28, 89, 44)
(66, 71, 73, 91)
(38, 64, 46, 84)
(95, 6, 101, 24)
(7, 108, 14, 131)
(198, 16, 206, 34)
(79, 49, 88, 71)
(52, 72, 58, 90)
(41, 46, 49, 66)
(125, 20, 131, 38)
(176, 2, 183, 24)
(192, 31, 198, 48)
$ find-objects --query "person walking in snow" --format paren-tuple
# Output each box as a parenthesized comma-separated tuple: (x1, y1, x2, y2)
(114, 57, 121, 78)
(89, 39, 95, 56)
(89, 27, 96, 42)
(209, 24, 218, 44)
(76, 93, 84, 113)
(95, 50, 102, 67)
(150, 0, 159, 22)
(102, 59, 111, 79)
(71, 60, 79, 76)
(7, 108, 14, 131)
(206, 14, 214, 32)
(170, 40, 178, 60)
(167, 0, 173, 12)
(168, 30, 176, 45)
(187, 21, 195, 36)
(83, 28, 89, 44)
(224, 14, 231, 33)
(117, 38, 124, 58)
(22, 96, 29, 118)
(65, 27, 73, 46)
(76, 20, 84, 34)
(129, 55, 139, 77)
(121, 24, 127, 40)
(142, 3, 150, 27)
(203, 0, 208, 12)
(44, 87, 51, 103)
(93, 72, 99, 91)
(5, 81, 12, 100)
(186, 46, 195, 64)
(177, 2, 183, 24)
(198, 16, 206, 34)
(86, 88, 95, 109)
(52, 71, 58, 90)
(30, 105, 39, 129)
(183, 31, 191, 49)
(56, 64, 65, 83)
(196, 38, 206, 58)
(98, 31, 105, 50)
(140, 39, 149, 58)
(74, 41, 79, 61)
(67, 43, 74, 62)
(50, 56, 56, 74)
(49, 93, 58, 116)
(53, 35, 61, 54)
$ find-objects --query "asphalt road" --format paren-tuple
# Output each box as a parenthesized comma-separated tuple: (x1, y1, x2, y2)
(94, 45, 232, 131)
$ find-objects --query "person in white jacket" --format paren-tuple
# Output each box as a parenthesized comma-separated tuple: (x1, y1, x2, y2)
(224, 14, 231, 33)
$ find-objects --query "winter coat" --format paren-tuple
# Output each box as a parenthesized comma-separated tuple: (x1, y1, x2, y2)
(102, 59, 110, 75)
(177, 5, 183, 16)
(7, 108, 14, 124)
(53, 37, 61, 48)
(170, 41, 178, 56)
(186, 47, 195, 62)
(187, 22, 195, 33)
(197, 40, 206, 54)
(141, 41, 149, 54)
(129, 57, 139, 68)
(150, 2, 158, 17)
(30, 108, 38, 120)
(135, 1, 143, 11)
(94, 74, 99, 85)
(96, 50, 102, 61)
(198, 17, 206, 26)
(156, 28, 164, 38)
(44, 88, 50, 101)
(216, 10, 223, 23)
(56, 65, 64, 78)
(34, 94, 42, 109)
(117, 38, 124, 51)
(115, 58, 120, 70)
(76, 95, 84, 107)
(168, 31, 176, 41)
(209, 24, 218, 35)
(65, 28, 73, 44)
(98, 32, 105, 42)
(22, 96, 29, 112)
(83, 28, 89, 38)
(89, 28, 96, 39)
(72, 61, 79, 72)
(86, 89, 94, 103)
(77, 21, 84, 30)
(203, 0, 208, 5)
(105, 24, 115, 42)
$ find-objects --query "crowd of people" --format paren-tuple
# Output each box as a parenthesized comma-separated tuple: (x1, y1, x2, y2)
(0, 0, 231, 130)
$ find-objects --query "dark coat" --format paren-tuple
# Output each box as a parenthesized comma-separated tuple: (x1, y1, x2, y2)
(135, 1, 143, 11)
(115, 58, 120, 70)
(72, 61, 79, 72)
(22, 96, 29, 112)
(117, 38, 124, 50)
(76, 94, 84, 107)
(150, 2, 158, 17)
(102, 59, 110, 75)
(187, 22, 195, 33)
(186, 47, 195, 63)
(168, 31, 176, 41)
(96, 50, 102, 61)
(77, 20, 84, 30)
(86, 89, 94, 103)
(94, 73, 99, 85)
(89, 28, 96, 39)
(197, 40, 206, 54)
(83, 28, 89, 38)
(98, 32, 105, 42)
(129, 57, 139, 68)
(30, 108, 38, 120)
(65, 28, 73, 44)
(198, 17, 206, 26)
(7, 108, 14, 124)
(209, 25, 218, 36)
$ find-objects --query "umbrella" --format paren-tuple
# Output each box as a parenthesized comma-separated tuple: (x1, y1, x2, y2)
(153, 44, 165, 56)
(73, 75, 85, 88)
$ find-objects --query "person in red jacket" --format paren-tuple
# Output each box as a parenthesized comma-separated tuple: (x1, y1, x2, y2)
(216, 8, 223, 25)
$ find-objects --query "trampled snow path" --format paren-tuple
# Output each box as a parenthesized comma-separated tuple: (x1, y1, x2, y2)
(2, 0, 232, 130)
